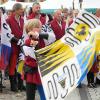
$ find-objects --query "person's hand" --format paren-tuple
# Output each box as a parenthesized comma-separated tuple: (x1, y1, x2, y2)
(30, 40, 38, 47)
(28, 31, 39, 40)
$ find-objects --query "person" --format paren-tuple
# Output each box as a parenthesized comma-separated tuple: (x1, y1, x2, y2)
(62, 8, 69, 21)
(28, 2, 53, 48)
(73, 9, 79, 19)
(50, 9, 66, 40)
(27, 2, 52, 24)
(62, 8, 69, 29)
(0, 8, 2, 33)
(6, 3, 25, 92)
(7, 10, 13, 18)
(27, 2, 46, 24)
(0, 7, 6, 92)
(87, 58, 99, 88)
(0, 8, 2, 92)
(67, 9, 74, 26)
(24, 19, 46, 100)
(96, 54, 100, 85)
(95, 9, 100, 18)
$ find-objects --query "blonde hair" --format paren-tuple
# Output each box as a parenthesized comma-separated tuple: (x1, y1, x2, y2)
(25, 19, 42, 33)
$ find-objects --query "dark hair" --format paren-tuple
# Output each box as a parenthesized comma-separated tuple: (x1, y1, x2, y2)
(0, 7, 6, 14)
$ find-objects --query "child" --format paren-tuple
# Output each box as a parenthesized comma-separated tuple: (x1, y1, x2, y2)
(23, 19, 46, 100)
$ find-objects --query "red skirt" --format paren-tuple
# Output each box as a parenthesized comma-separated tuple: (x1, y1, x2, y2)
(26, 72, 42, 85)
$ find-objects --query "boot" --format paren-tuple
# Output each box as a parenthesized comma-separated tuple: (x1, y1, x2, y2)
(9, 75, 18, 92)
(17, 74, 26, 91)
(26, 83, 36, 100)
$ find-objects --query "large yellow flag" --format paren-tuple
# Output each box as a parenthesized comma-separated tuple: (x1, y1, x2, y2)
(35, 11, 100, 100)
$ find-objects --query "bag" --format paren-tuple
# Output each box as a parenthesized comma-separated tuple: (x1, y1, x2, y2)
(24, 65, 38, 74)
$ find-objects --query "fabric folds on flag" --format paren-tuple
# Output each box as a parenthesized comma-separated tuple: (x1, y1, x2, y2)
(35, 11, 100, 100)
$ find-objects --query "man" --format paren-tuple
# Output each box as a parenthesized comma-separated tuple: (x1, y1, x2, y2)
(28, 2, 46, 24)
(73, 9, 79, 18)
(62, 8, 69, 21)
(95, 9, 100, 18)
(6, 3, 24, 92)
(0, 8, 1, 33)
(28, 2, 53, 48)
(50, 9, 66, 40)
(87, 9, 100, 88)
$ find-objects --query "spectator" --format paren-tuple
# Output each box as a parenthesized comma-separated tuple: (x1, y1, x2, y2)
(62, 8, 69, 28)
(96, 54, 100, 85)
(28, 2, 53, 48)
(95, 9, 100, 18)
(7, 10, 13, 18)
(67, 9, 74, 26)
(87, 58, 99, 88)
(50, 9, 66, 40)
(73, 9, 79, 18)
(62, 8, 69, 21)
(6, 3, 25, 92)
(27, 2, 46, 25)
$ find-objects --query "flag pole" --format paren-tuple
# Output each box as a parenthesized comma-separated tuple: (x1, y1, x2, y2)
(79, 0, 83, 10)
(73, 0, 75, 10)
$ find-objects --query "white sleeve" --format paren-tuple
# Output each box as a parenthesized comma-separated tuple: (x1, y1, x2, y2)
(22, 46, 36, 59)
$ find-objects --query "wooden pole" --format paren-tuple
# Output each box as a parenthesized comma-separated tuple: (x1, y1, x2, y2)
(79, 0, 83, 10)
(73, 0, 75, 10)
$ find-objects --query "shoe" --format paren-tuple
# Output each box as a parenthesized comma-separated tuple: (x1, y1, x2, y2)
(88, 83, 94, 88)
(18, 85, 26, 91)
(88, 83, 97, 88)
(91, 83, 97, 88)
(77, 84, 82, 88)
(9, 75, 18, 92)
(1, 85, 6, 88)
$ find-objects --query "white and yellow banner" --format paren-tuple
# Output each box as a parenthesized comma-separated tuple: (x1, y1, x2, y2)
(35, 11, 100, 100)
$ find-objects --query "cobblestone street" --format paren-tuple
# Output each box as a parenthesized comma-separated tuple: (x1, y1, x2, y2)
(0, 79, 100, 100)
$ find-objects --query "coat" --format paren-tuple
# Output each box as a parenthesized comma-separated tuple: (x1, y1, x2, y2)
(0, 17, 1, 32)
(6, 14, 24, 75)
(24, 38, 45, 85)
(27, 13, 46, 25)
(90, 60, 99, 73)
(50, 19, 66, 40)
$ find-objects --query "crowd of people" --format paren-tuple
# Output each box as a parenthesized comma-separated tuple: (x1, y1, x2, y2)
(0, 1, 100, 100)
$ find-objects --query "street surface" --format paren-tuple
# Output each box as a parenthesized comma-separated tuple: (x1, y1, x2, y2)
(0, 80, 100, 100)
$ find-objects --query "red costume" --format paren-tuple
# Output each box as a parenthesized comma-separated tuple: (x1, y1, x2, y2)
(0, 17, 1, 32)
(27, 13, 46, 25)
(90, 60, 99, 73)
(25, 13, 51, 85)
(50, 19, 66, 40)
(6, 14, 24, 75)
(24, 38, 45, 85)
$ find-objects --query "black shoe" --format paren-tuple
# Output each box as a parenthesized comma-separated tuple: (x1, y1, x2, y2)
(1, 85, 6, 88)
(18, 85, 26, 91)
(91, 83, 97, 88)
(9, 75, 18, 92)
(88, 83, 96, 88)
(77, 84, 82, 88)
(88, 83, 93, 88)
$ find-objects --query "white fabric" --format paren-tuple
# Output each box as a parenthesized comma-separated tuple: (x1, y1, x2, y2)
(1, 14, 14, 47)
(97, 71, 100, 80)
(41, 23, 56, 46)
(22, 46, 36, 59)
